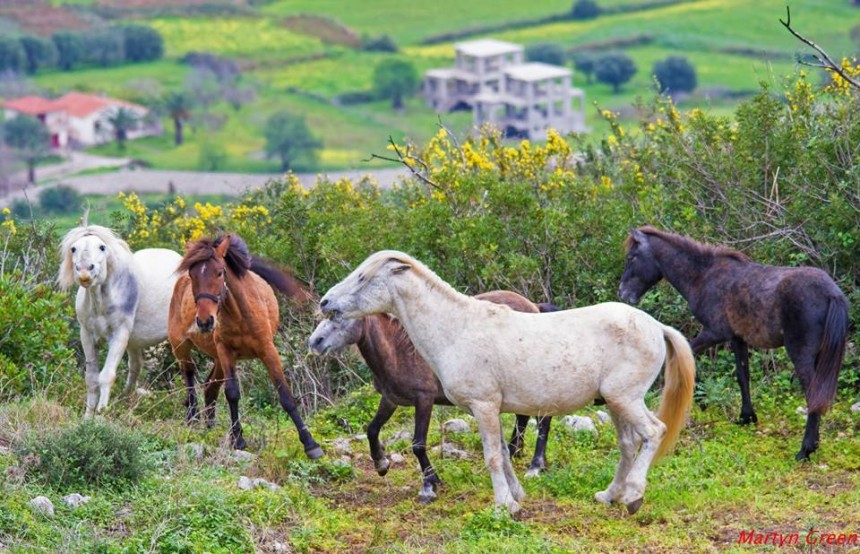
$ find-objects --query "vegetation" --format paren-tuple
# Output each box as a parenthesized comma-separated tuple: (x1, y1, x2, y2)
(2, 114, 50, 184)
(653, 55, 698, 94)
(372, 58, 418, 110)
(570, 0, 602, 20)
(525, 42, 567, 66)
(594, 51, 638, 92)
(263, 111, 323, 171)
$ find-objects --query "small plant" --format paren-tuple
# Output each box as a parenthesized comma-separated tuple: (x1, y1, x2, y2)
(19, 419, 148, 490)
(461, 507, 531, 541)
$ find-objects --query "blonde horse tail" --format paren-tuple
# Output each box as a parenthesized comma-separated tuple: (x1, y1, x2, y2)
(654, 324, 696, 461)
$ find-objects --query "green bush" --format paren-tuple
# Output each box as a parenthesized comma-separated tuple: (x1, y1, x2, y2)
(38, 185, 82, 215)
(19, 419, 148, 490)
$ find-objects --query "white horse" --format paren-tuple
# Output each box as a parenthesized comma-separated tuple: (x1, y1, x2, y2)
(319, 250, 696, 515)
(58, 224, 182, 416)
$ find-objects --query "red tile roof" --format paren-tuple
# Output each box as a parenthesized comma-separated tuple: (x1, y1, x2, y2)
(2, 95, 62, 115)
(3, 92, 146, 118)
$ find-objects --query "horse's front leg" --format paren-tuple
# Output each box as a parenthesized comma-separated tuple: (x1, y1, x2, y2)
(730, 337, 757, 425)
(366, 396, 397, 476)
(525, 416, 552, 478)
(96, 326, 132, 413)
(412, 394, 442, 503)
(260, 345, 323, 459)
(216, 345, 246, 450)
(202, 360, 223, 427)
(471, 401, 522, 514)
(81, 326, 100, 418)
(172, 340, 199, 423)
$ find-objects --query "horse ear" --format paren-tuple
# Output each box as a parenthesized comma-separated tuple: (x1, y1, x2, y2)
(631, 228, 648, 243)
(215, 235, 231, 257)
(390, 263, 411, 274)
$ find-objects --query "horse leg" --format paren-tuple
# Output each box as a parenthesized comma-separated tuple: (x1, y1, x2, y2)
(173, 343, 199, 423)
(595, 411, 639, 505)
(215, 346, 245, 450)
(784, 341, 822, 461)
(525, 416, 552, 478)
(730, 337, 757, 425)
(203, 360, 223, 427)
(413, 394, 442, 503)
(471, 401, 520, 513)
(124, 348, 144, 395)
(260, 346, 323, 459)
(499, 427, 526, 502)
(366, 396, 397, 476)
(80, 327, 100, 418)
(96, 326, 132, 413)
(609, 399, 666, 514)
(507, 414, 529, 458)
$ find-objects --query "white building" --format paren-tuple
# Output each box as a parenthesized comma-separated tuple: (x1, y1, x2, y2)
(424, 39, 586, 138)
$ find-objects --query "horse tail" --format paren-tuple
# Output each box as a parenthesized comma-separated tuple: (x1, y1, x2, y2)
(250, 258, 316, 305)
(807, 295, 849, 414)
(654, 324, 697, 460)
(537, 302, 560, 313)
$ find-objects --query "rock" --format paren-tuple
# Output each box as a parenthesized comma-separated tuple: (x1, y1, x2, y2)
(432, 442, 470, 460)
(443, 418, 471, 434)
(135, 387, 151, 396)
(595, 410, 611, 425)
(238, 476, 280, 491)
(232, 450, 256, 463)
(850, 402, 860, 414)
(252, 478, 280, 491)
(795, 406, 808, 416)
(61, 493, 91, 508)
(331, 438, 352, 456)
(389, 452, 406, 465)
(563, 415, 598, 435)
(334, 458, 352, 468)
(181, 443, 205, 461)
(384, 430, 412, 445)
(238, 476, 255, 490)
(271, 542, 289, 553)
(353, 433, 368, 441)
(29, 496, 54, 516)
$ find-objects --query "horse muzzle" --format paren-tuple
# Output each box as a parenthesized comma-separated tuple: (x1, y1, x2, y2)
(195, 315, 216, 333)
(618, 286, 640, 305)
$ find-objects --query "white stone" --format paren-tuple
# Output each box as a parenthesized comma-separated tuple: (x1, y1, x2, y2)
(353, 433, 368, 441)
(389, 452, 406, 465)
(563, 415, 597, 435)
(850, 402, 860, 414)
(29, 496, 54, 516)
(237, 476, 254, 490)
(271, 542, 289, 553)
(432, 442, 470, 459)
(796, 406, 808, 415)
(252, 478, 280, 491)
(135, 387, 151, 396)
(443, 418, 471, 434)
(385, 430, 412, 445)
(331, 438, 352, 456)
(181, 443, 205, 461)
(596, 410, 611, 425)
(61, 493, 91, 508)
(232, 450, 255, 463)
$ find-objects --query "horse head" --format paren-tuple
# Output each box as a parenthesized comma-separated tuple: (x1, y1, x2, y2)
(180, 234, 250, 333)
(319, 250, 413, 320)
(58, 225, 131, 290)
(618, 227, 663, 304)
(308, 316, 364, 355)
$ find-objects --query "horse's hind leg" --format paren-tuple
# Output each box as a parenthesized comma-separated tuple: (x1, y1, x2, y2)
(507, 414, 529, 458)
(413, 395, 443, 503)
(595, 411, 639, 505)
(124, 348, 144, 395)
(784, 339, 822, 461)
(608, 399, 665, 514)
(260, 345, 323, 459)
(731, 337, 757, 425)
(172, 340, 199, 423)
(525, 416, 552, 478)
(366, 396, 397, 476)
(499, 427, 526, 502)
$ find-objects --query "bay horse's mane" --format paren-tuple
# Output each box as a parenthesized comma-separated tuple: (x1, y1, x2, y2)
(628, 226, 751, 263)
(179, 235, 252, 277)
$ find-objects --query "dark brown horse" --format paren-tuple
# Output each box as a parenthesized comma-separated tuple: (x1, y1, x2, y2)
(168, 234, 323, 458)
(618, 226, 849, 460)
(308, 290, 556, 502)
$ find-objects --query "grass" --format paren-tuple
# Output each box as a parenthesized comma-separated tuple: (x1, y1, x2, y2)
(1, 378, 858, 552)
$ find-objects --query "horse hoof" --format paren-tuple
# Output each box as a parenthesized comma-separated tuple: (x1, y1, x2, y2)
(795, 450, 812, 462)
(375, 458, 390, 476)
(524, 468, 541, 479)
(594, 491, 614, 505)
(418, 490, 437, 504)
(505, 500, 521, 515)
(736, 413, 758, 425)
(626, 498, 644, 515)
(305, 446, 324, 460)
(233, 438, 247, 451)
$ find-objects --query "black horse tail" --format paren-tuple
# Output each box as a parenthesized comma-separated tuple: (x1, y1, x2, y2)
(807, 295, 850, 414)
(250, 258, 316, 305)
(538, 302, 560, 313)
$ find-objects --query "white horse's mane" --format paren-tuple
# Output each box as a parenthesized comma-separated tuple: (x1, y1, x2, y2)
(361, 250, 467, 303)
(57, 224, 133, 291)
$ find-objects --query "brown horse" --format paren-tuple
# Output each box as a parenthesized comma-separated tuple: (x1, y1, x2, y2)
(619, 226, 849, 460)
(308, 290, 556, 503)
(169, 234, 323, 458)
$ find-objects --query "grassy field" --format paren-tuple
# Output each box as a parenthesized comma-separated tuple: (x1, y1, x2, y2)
(1, 375, 858, 552)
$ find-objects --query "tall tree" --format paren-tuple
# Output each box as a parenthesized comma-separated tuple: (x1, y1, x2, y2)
(84, 29, 125, 67)
(106, 107, 139, 152)
(122, 25, 164, 63)
(161, 91, 192, 146)
(52, 32, 84, 71)
(594, 52, 637, 93)
(373, 59, 417, 110)
(19, 36, 57, 74)
(653, 56, 697, 94)
(0, 36, 25, 73)
(572, 52, 596, 84)
(525, 42, 566, 66)
(3, 114, 50, 184)
(263, 111, 322, 171)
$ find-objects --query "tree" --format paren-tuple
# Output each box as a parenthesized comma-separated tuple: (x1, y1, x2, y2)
(122, 25, 164, 62)
(106, 107, 139, 152)
(84, 29, 125, 67)
(594, 52, 637, 93)
(525, 42, 566, 66)
(264, 111, 322, 171)
(373, 59, 417, 110)
(572, 52, 596, 84)
(161, 91, 192, 146)
(3, 114, 49, 184)
(652, 56, 697, 94)
(19, 36, 56, 74)
(39, 185, 82, 215)
(52, 32, 84, 71)
(0, 36, 25, 73)
(571, 0, 601, 20)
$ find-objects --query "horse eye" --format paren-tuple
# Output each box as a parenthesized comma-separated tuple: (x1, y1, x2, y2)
(71, 247, 76, 253)
(99, 245, 106, 252)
